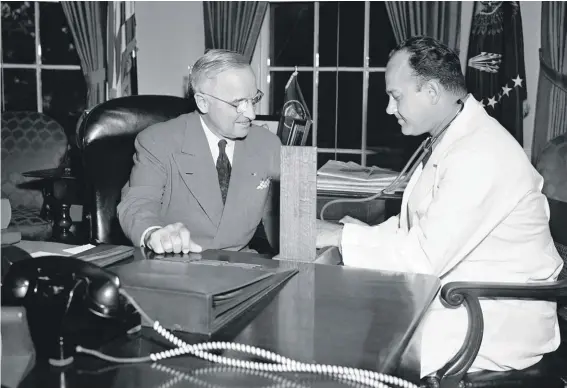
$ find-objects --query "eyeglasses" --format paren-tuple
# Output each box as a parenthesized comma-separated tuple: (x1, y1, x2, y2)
(199, 90, 264, 114)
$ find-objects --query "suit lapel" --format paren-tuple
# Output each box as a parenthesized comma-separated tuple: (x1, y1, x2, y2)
(173, 114, 223, 227)
(428, 94, 479, 168)
(400, 163, 423, 231)
(405, 95, 482, 229)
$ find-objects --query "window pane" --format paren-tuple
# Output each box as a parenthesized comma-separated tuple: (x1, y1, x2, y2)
(39, 2, 80, 65)
(368, 2, 397, 67)
(1, 1, 36, 64)
(319, 1, 364, 67)
(317, 72, 362, 150)
(42, 70, 87, 133)
(269, 71, 313, 117)
(317, 152, 360, 169)
(270, 2, 314, 67)
(2, 68, 37, 110)
(366, 72, 401, 148)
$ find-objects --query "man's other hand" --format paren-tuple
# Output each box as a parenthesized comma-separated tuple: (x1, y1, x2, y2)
(316, 219, 344, 248)
(145, 222, 202, 254)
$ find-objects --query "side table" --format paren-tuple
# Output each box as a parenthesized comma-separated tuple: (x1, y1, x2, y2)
(22, 167, 79, 244)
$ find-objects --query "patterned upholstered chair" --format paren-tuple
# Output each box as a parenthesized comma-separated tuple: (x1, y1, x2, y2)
(1, 111, 68, 240)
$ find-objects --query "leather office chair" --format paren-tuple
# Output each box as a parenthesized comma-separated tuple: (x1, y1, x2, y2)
(77, 95, 196, 245)
(422, 133, 567, 388)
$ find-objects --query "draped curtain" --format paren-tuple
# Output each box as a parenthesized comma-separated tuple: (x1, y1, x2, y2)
(385, 1, 461, 50)
(203, 1, 268, 62)
(61, 2, 107, 108)
(532, 2, 567, 163)
(107, 2, 137, 99)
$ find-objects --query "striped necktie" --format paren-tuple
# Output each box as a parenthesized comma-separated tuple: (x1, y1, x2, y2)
(216, 139, 231, 204)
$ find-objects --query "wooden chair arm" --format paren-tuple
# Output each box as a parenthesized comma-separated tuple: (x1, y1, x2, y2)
(432, 279, 567, 388)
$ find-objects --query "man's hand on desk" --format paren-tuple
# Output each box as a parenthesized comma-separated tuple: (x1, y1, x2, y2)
(316, 219, 344, 248)
(145, 222, 203, 254)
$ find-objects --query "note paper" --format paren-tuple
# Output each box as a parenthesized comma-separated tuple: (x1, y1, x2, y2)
(63, 244, 96, 255)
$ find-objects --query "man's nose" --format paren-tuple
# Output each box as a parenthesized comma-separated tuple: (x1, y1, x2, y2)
(386, 99, 396, 115)
(243, 102, 256, 120)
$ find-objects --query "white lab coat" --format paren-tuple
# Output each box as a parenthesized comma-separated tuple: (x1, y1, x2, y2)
(341, 96, 563, 377)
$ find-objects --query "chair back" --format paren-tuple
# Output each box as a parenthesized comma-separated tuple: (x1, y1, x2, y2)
(1, 112, 67, 209)
(78, 95, 196, 244)
(536, 132, 567, 276)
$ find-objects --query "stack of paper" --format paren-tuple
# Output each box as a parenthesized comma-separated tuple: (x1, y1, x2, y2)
(317, 160, 406, 194)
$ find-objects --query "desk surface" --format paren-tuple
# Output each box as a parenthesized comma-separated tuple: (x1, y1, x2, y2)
(17, 246, 440, 388)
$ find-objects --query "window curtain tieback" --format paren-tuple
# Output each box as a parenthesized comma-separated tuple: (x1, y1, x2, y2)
(87, 67, 106, 86)
(539, 49, 567, 94)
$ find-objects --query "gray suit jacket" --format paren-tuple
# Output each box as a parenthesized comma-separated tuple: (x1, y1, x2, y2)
(117, 112, 281, 250)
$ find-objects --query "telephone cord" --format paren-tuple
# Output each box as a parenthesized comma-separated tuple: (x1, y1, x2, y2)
(76, 287, 419, 388)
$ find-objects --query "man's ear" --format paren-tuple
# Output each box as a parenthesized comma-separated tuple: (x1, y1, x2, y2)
(194, 93, 209, 113)
(425, 80, 442, 105)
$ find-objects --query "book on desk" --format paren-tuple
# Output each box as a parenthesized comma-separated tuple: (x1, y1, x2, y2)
(112, 256, 298, 335)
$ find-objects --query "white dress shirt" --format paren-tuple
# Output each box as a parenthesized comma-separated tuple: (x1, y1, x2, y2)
(200, 116, 235, 165)
(140, 116, 235, 246)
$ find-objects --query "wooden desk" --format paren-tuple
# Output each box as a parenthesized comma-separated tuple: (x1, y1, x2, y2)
(17, 248, 440, 388)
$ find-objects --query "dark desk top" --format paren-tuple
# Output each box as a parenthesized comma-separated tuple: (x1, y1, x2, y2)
(19, 249, 440, 388)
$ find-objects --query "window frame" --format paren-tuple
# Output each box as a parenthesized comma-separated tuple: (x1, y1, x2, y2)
(0, 1, 82, 112)
(252, 1, 390, 166)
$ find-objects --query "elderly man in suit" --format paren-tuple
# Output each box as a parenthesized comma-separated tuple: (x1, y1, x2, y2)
(317, 37, 563, 378)
(118, 49, 281, 254)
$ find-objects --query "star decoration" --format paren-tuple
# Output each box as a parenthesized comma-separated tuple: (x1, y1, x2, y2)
(513, 75, 523, 87)
(480, 75, 525, 110)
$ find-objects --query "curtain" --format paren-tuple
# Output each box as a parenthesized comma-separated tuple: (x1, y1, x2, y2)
(107, 2, 137, 99)
(203, 1, 268, 62)
(532, 2, 567, 163)
(385, 1, 461, 50)
(465, 2, 527, 146)
(61, 2, 107, 108)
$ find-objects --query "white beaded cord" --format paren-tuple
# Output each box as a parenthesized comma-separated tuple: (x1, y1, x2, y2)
(150, 321, 418, 388)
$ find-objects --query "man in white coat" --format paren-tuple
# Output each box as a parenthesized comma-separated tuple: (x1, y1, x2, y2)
(317, 36, 563, 378)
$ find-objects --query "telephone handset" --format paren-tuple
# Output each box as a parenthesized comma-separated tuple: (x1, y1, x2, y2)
(1, 255, 141, 366)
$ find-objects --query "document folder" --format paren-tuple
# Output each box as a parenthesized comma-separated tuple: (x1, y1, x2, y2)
(112, 258, 298, 335)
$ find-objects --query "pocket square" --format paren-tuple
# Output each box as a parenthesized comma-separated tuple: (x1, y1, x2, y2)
(256, 178, 271, 190)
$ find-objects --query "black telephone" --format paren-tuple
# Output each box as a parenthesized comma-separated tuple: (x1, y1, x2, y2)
(1, 254, 141, 366)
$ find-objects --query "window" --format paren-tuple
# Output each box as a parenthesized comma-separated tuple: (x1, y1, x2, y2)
(253, 1, 420, 169)
(1, 1, 87, 134)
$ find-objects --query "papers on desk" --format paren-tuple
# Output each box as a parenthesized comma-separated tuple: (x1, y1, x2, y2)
(31, 251, 71, 258)
(317, 160, 407, 194)
(63, 244, 96, 255)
